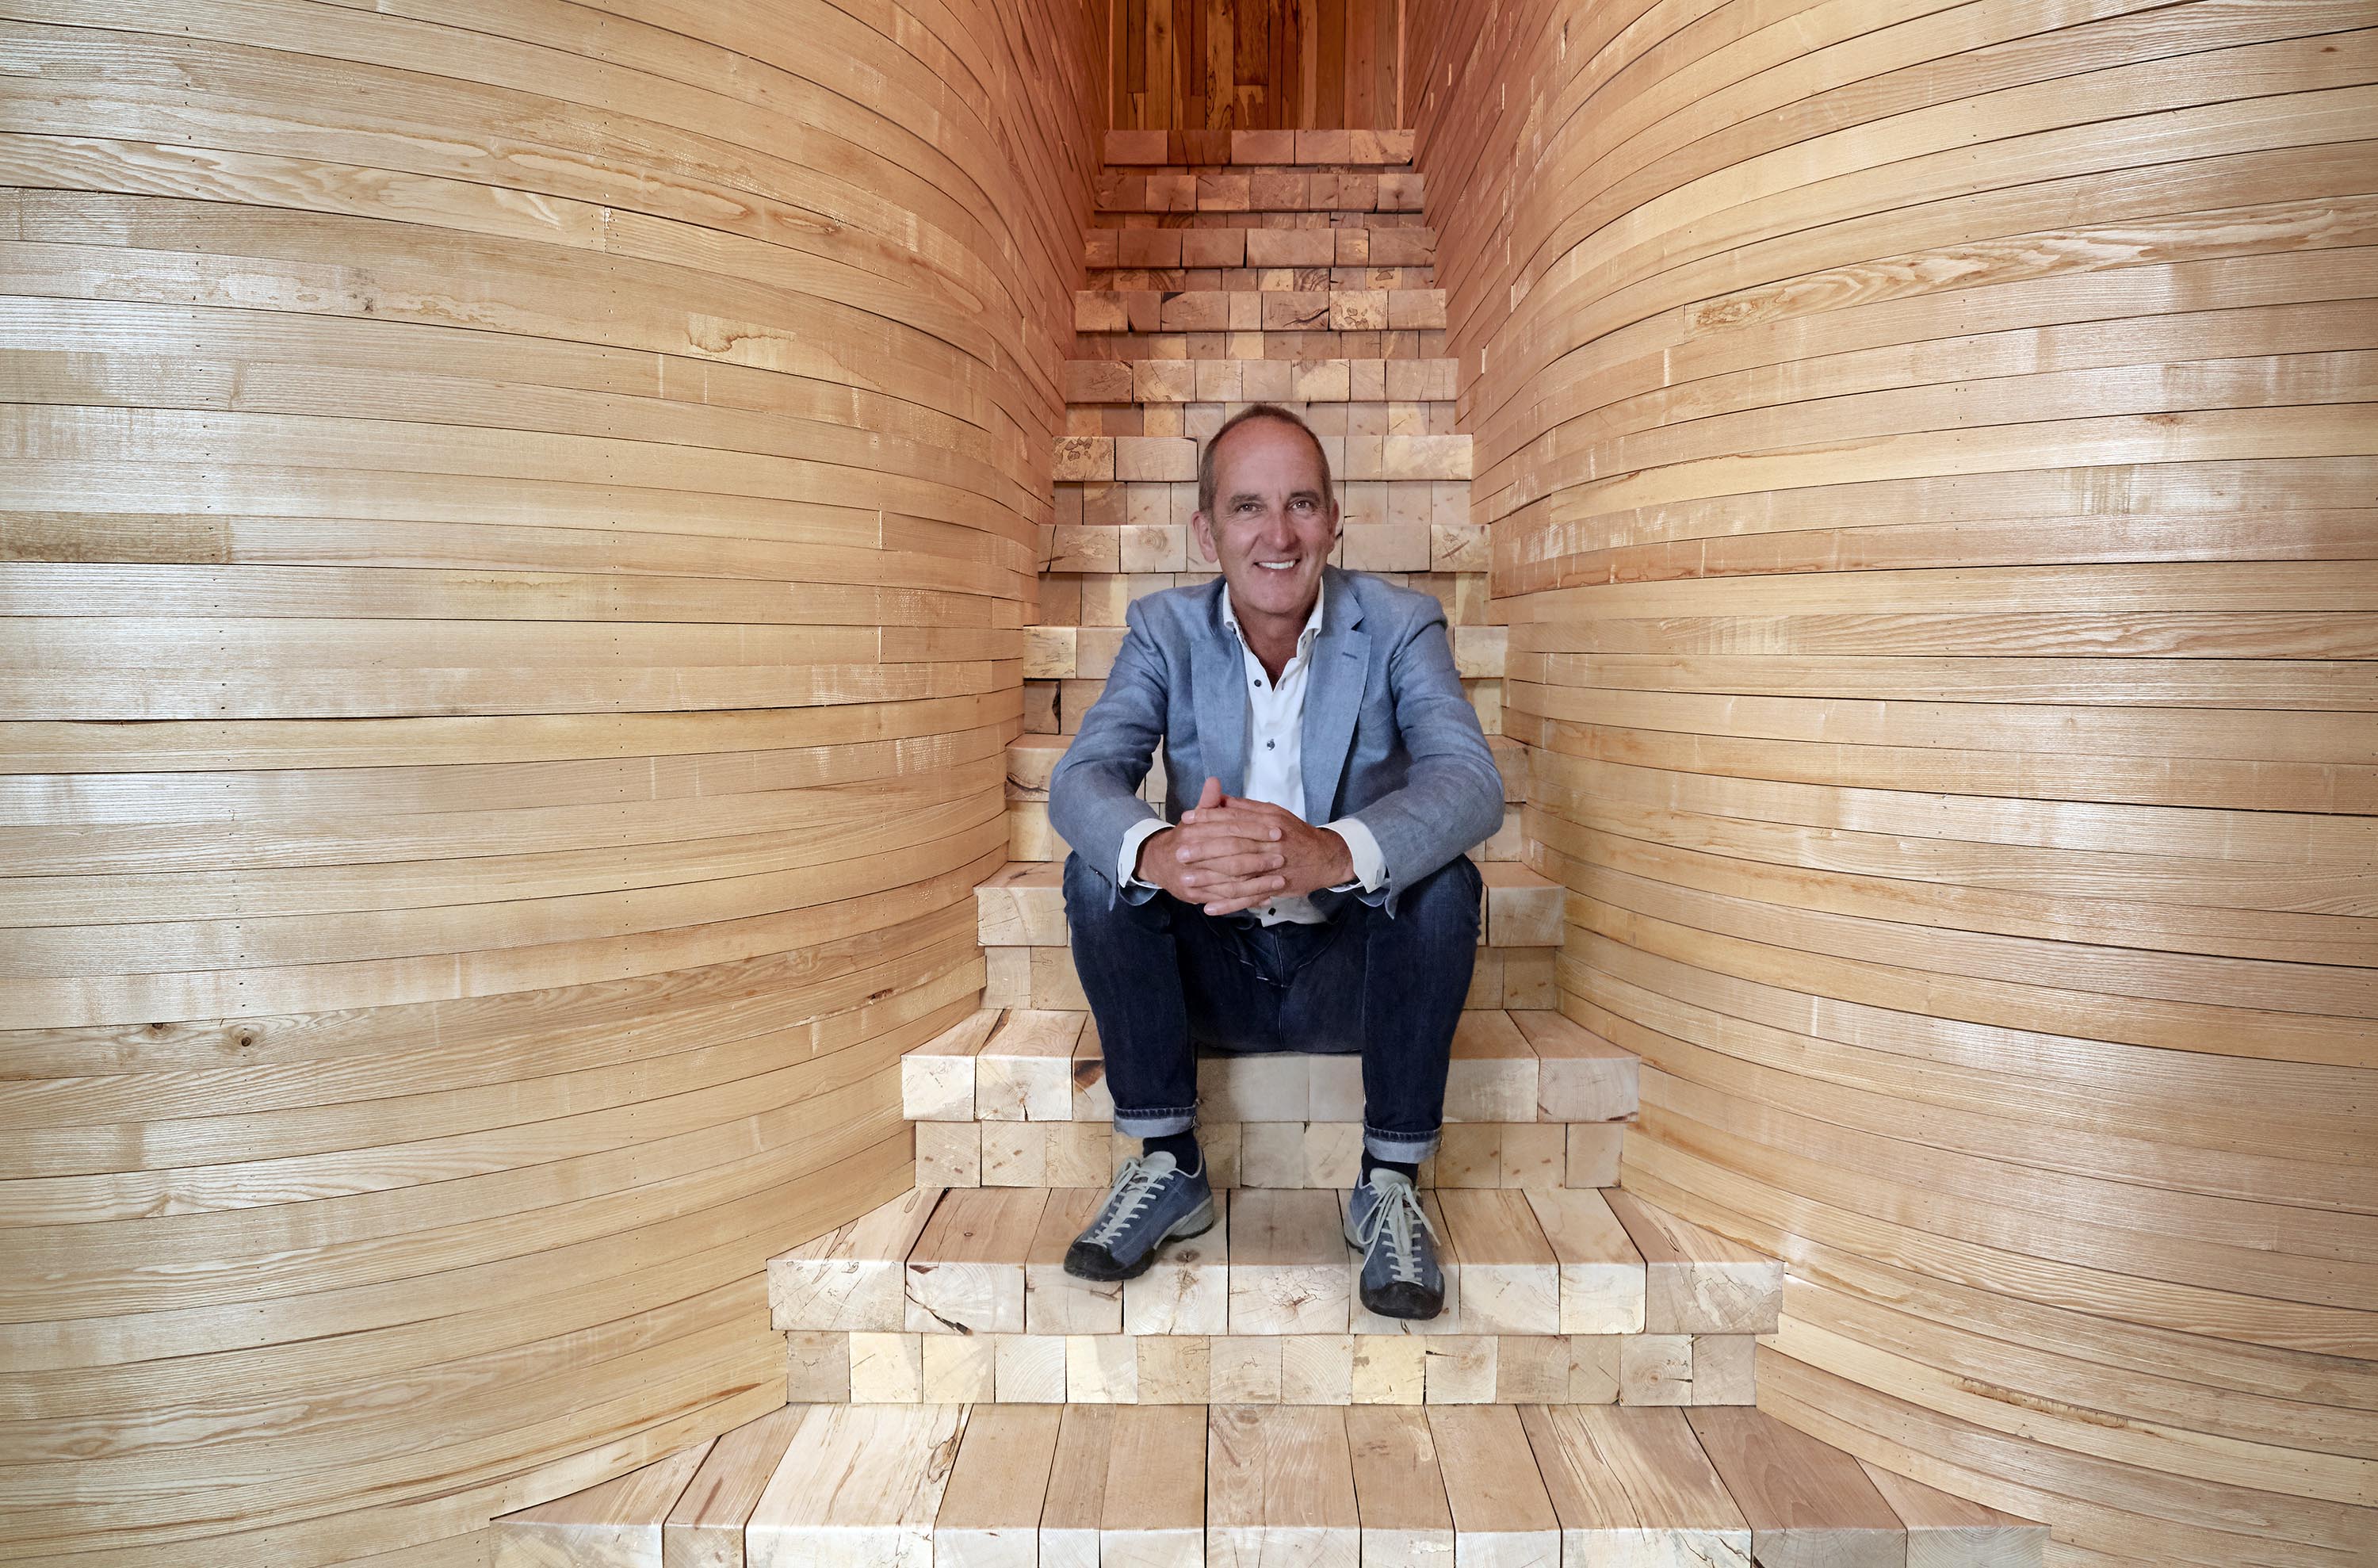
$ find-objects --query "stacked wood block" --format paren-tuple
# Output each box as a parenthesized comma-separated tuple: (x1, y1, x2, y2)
(493, 1398, 2045, 1568)
(902, 1005, 1635, 1192)
(1032, 132, 1496, 782)
(766, 1176, 1787, 1410)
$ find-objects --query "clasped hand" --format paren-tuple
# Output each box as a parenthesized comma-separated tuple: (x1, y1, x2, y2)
(1135, 776, 1354, 916)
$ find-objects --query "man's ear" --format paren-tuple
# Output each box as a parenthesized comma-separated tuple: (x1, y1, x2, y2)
(1190, 510, 1214, 563)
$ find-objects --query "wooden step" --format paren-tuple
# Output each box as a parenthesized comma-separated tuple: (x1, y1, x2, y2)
(496, 1402, 2045, 1566)
(903, 1007, 1636, 1131)
(1095, 166, 1424, 216)
(1104, 127, 1419, 166)
(1067, 350, 1455, 403)
(1081, 224, 1440, 270)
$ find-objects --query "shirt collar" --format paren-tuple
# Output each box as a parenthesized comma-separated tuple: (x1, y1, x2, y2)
(1221, 574, 1326, 658)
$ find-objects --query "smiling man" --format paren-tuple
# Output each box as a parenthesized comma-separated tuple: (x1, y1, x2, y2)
(1046, 403, 1505, 1320)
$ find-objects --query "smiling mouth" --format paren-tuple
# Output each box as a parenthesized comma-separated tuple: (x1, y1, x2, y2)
(1256, 560, 1298, 571)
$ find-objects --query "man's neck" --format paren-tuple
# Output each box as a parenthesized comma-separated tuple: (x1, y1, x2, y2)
(1225, 585, 1320, 684)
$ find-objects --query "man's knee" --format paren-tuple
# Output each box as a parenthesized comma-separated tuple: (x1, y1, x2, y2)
(1388, 855, 1483, 943)
(1063, 849, 1164, 934)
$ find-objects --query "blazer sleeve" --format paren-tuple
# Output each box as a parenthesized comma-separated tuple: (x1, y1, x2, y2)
(1340, 595, 1506, 910)
(1046, 593, 1169, 907)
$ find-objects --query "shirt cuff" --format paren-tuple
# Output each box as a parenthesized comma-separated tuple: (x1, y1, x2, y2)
(1321, 817, 1387, 893)
(1118, 816, 1169, 889)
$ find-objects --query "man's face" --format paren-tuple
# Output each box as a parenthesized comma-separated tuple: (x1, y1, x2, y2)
(1191, 417, 1340, 626)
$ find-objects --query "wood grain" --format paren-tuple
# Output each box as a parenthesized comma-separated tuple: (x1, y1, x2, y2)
(0, 2, 1098, 1563)
(1402, 1, 2378, 1560)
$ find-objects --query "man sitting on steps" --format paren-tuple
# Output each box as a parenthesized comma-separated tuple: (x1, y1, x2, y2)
(1047, 402, 1505, 1320)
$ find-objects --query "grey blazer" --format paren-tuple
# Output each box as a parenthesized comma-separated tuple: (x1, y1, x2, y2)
(1048, 565, 1505, 918)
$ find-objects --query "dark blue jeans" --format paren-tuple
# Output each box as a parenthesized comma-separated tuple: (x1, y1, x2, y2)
(1061, 848, 1482, 1163)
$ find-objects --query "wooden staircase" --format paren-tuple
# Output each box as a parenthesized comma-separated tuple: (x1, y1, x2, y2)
(490, 128, 2048, 1568)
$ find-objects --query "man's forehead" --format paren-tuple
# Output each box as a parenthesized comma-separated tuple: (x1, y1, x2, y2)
(1210, 416, 1327, 485)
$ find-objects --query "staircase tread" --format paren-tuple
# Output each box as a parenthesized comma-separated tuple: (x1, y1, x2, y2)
(497, 1402, 2047, 1562)
(766, 1181, 1787, 1344)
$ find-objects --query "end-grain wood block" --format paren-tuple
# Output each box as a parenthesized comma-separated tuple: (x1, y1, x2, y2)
(1692, 1335, 1757, 1405)
(977, 862, 1067, 947)
(1027, 1187, 1123, 1335)
(1228, 1187, 1351, 1335)
(1520, 1405, 1750, 1567)
(905, 1186, 1046, 1334)
(1688, 1408, 1906, 1568)
(1138, 1333, 1214, 1403)
(977, 1009, 1083, 1121)
(1233, 128, 1294, 163)
(1350, 1187, 1462, 1336)
(923, 1333, 995, 1403)
(916, 1121, 981, 1188)
(745, 1404, 966, 1568)
(1619, 1334, 1694, 1406)
(1053, 434, 1114, 480)
(1428, 1405, 1560, 1568)
(1446, 1011, 1539, 1122)
(1114, 435, 1196, 481)
(1104, 128, 1168, 164)
(903, 1009, 999, 1121)
(1479, 862, 1562, 947)
(1605, 1191, 1783, 1334)
(769, 1185, 942, 1332)
(934, 1404, 1062, 1568)
(1103, 1405, 1206, 1568)
(1860, 1461, 2049, 1566)
(1422, 1337, 1497, 1403)
(1434, 1190, 1558, 1335)
(1199, 1050, 1310, 1122)
(1384, 434, 1470, 481)
(1039, 1405, 1111, 1568)
(1515, 1012, 1637, 1122)
(491, 1436, 711, 1568)
(1526, 1187, 1647, 1334)
(662, 1406, 805, 1566)
(1208, 1405, 1359, 1568)
(1123, 1185, 1229, 1334)
(1344, 1405, 1454, 1562)
(1566, 1123, 1623, 1188)
(1351, 1333, 1428, 1405)
(1068, 1332, 1137, 1403)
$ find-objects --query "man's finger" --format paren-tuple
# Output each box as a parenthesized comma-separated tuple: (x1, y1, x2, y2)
(1176, 806, 1286, 836)
(1170, 825, 1279, 859)
(1178, 852, 1285, 885)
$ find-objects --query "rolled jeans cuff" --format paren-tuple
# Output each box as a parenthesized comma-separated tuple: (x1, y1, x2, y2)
(1113, 1104, 1198, 1138)
(1363, 1124, 1440, 1164)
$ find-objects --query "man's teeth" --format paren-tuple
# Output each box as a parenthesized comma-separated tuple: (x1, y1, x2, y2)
(1257, 560, 1296, 570)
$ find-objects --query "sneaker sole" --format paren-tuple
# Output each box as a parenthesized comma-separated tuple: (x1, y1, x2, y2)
(1062, 1195, 1217, 1283)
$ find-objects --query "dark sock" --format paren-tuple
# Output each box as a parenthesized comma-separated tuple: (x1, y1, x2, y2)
(1361, 1151, 1420, 1185)
(1142, 1130, 1202, 1176)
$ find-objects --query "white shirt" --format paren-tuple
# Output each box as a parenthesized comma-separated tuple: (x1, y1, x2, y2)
(1118, 578, 1389, 924)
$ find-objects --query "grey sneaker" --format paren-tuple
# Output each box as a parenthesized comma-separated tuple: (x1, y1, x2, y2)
(1345, 1168, 1443, 1319)
(1063, 1151, 1216, 1282)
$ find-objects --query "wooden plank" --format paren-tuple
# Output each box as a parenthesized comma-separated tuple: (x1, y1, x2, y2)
(771, 1187, 945, 1333)
(1860, 1461, 2048, 1567)
(1427, 1405, 1560, 1568)
(904, 1010, 999, 1121)
(492, 1439, 713, 1568)
(663, 1407, 807, 1568)
(1445, 1012, 1539, 1122)
(1039, 1404, 1114, 1568)
(1524, 1187, 1646, 1334)
(1103, 1403, 1206, 1567)
(935, 1404, 1063, 1568)
(1688, 1408, 1905, 1568)
(1344, 1404, 1455, 1565)
(1511, 1012, 1637, 1122)
(1208, 1404, 1359, 1568)
(977, 1010, 1084, 1122)
(1604, 1191, 1781, 1336)
(1433, 1189, 1558, 1335)
(746, 1404, 969, 1568)
(906, 1187, 1049, 1335)
(1519, 1405, 1750, 1566)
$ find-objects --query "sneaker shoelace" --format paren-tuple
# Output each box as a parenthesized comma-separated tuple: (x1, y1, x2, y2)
(1088, 1155, 1170, 1247)
(1353, 1179, 1437, 1287)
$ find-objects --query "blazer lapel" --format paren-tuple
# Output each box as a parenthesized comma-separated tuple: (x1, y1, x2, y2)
(1301, 568, 1368, 826)
(1191, 579, 1248, 798)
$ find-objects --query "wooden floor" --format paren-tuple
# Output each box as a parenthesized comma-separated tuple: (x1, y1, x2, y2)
(493, 1399, 2046, 1567)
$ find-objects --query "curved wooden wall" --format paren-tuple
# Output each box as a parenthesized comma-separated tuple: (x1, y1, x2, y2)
(1405, 2, 2376, 1563)
(0, 4, 1096, 1563)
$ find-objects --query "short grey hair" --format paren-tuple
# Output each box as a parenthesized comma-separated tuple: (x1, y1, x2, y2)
(1196, 402, 1336, 520)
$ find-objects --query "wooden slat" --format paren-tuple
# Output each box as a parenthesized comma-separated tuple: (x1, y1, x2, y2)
(1103, 1404, 1206, 1567)
(1344, 1405, 1455, 1563)
(491, 1438, 713, 1568)
(745, 1404, 969, 1568)
(935, 1404, 1065, 1568)
(1427, 1405, 1560, 1568)
(1519, 1404, 1749, 1565)
(1687, 1407, 1906, 1568)
(1206, 1404, 1359, 1568)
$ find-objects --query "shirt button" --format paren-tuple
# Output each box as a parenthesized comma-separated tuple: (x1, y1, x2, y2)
(1265, 739, 1275, 749)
